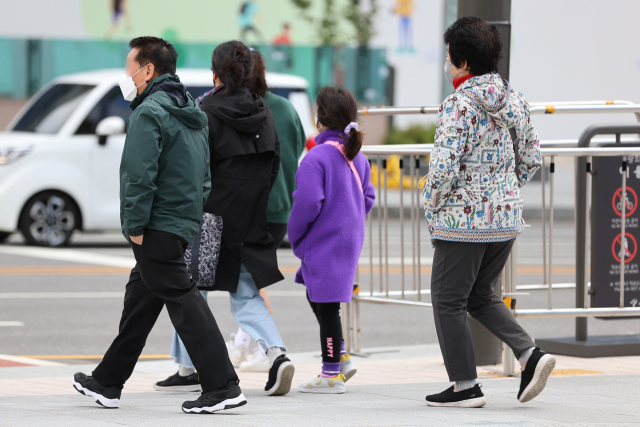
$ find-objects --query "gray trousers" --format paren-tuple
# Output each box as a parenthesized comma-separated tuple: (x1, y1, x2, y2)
(431, 238, 535, 381)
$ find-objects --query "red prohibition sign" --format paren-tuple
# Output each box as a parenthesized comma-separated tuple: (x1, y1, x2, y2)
(612, 187, 638, 217)
(612, 233, 638, 264)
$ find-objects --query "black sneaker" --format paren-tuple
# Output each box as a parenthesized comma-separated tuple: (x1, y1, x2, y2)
(425, 384, 486, 408)
(518, 347, 556, 403)
(153, 371, 202, 392)
(265, 355, 295, 396)
(182, 381, 247, 414)
(72, 372, 121, 408)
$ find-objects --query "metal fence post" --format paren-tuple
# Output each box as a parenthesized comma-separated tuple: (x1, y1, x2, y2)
(352, 293, 361, 353)
(383, 157, 389, 297)
(416, 157, 422, 301)
(377, 155, 383, 293)
(399, 157, 405, 299)
(548, 157, 555, 308)
(620, 155, 628, 308)
(342, 302, 351, 352)
(541, 157, 548, 306)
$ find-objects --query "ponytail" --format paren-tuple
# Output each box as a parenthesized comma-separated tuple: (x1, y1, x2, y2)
(316, 86, 363, 160)
(343, 127, 363, 161)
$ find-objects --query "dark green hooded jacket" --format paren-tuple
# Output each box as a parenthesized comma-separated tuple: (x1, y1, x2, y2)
(264, 92, 306, 224)
(119, 73, 211, 244)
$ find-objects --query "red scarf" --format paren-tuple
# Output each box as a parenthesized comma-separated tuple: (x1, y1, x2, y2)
(453, 74, 479, 90)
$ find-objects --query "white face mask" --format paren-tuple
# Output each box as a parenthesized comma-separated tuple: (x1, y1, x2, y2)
(315, 115, 323, 132)
(444, 60, 465, 85)
(119, 64, 149, 101)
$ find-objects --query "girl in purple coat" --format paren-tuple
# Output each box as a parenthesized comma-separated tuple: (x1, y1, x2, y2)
(289, 87, 375, 393)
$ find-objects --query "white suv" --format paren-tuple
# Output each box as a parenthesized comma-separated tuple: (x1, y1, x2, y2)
(0, 69, 315, 246)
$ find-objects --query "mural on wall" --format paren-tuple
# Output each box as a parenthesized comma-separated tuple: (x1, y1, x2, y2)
(78, 0, 353, 45)
(0, 0, 389, 104)
(105, 0, 132, 39)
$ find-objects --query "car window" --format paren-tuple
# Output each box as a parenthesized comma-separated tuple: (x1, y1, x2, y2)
(281, 89, 315, 138)
(13, 84, 94, 134)
(271, 87, 305, 100)
(76, 86, 132, 135)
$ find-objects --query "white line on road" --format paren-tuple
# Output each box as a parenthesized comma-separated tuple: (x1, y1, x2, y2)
(0, 354, 65, 366)
(0, 285, 577, 300)
(0, 290, 307, 299)
(0, 321, 24, 327)
(0, 246, 135, 268)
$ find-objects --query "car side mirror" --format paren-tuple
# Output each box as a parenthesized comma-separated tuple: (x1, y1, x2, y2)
(96, 116, 126, 146)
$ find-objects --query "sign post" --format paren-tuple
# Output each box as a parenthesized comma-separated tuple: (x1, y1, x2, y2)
(591, 148, 640, 311)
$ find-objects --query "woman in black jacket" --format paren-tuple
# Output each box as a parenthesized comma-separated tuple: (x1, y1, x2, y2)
(156, 41, 294, 397)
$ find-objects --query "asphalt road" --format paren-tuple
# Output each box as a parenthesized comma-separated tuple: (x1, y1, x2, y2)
(0, 219, 638, 364)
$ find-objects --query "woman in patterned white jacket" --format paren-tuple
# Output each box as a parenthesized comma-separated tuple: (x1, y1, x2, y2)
(423, 17, 556, 409)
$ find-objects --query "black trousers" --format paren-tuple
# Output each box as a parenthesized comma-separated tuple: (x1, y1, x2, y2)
(306, 292, 342, 364)
(430, 238, 536, 382)
(92, 229, 237, 392)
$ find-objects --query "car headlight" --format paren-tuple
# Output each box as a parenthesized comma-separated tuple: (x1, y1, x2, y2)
(0, 146, 33, 165)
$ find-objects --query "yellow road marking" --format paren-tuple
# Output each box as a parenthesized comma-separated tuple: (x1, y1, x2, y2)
(549, 369, 604, 376)
(479, 368, 603, 377)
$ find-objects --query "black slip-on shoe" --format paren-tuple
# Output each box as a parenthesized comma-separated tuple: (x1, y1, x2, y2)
(265, 355, 295, 396)
(426, 384, 486, 408)
(518, 347, 556, 403)
(182, 381, 247, 414)
(153, 371, 202, 392)
(72, 372, 121, 409)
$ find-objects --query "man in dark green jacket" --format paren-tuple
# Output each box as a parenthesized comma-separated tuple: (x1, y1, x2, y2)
(72, 37, 245, 415)
(264, 90, 307, 232)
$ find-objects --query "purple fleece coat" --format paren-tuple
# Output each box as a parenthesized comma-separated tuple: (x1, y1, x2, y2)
(288, 129, 376, 303)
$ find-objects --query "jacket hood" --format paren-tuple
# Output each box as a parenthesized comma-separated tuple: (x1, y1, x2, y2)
(130, 73, 207, 130)
(201, 87, 269, 133)
(457, 73, 512, 126)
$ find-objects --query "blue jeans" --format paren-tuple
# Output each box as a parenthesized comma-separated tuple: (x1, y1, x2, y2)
(171, 262, 286, 368)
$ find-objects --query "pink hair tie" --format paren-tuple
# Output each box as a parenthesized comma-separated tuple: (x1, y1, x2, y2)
(344, 122, 358, 134)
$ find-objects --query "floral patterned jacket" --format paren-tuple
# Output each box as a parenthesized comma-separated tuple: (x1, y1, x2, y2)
(423, 73, 541, 243)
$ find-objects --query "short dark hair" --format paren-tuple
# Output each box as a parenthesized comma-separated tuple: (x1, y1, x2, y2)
(129, 37, 178, 76)
(211, 41, 253, 96)
(248, 50, 268, 98)
(444, 17, 502, 75)
(316, 86, 363, 161)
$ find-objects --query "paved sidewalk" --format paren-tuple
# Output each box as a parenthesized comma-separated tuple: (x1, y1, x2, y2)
(0, 345, 638, 426)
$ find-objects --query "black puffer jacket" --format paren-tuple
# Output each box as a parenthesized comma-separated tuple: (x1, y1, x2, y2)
(199, 86, 284, 292)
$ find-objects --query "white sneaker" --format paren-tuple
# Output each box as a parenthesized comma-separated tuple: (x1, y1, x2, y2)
(340, 354, 357, 382)
(239, 348, 270, 372)
(226, 336, 248, 367)
(298, 374, 346, 394)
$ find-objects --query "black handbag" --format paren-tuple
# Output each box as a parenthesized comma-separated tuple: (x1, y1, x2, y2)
(184, 212, 223, 289)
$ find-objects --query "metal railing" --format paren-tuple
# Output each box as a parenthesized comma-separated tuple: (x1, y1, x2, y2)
(343, 102, 640, 370)
(359, 102, 640, 119)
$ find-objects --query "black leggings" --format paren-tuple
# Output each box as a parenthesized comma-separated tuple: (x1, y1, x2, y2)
(306, 292, 342, 364)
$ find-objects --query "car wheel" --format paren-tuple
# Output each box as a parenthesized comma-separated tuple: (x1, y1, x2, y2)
(0, 232, 11, 243)
(19, 192, 79, 247)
